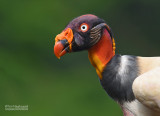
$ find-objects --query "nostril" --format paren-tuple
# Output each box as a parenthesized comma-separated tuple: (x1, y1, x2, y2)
(64, 31, 68, 36)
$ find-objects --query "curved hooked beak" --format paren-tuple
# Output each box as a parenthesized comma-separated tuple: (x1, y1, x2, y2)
(54, 28, 74, 59)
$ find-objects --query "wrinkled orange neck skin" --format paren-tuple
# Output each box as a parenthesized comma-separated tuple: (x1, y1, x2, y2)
(88, 29, 115, 80)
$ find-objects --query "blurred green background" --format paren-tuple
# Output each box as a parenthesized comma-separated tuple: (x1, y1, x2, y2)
(0, 0, 160, 115)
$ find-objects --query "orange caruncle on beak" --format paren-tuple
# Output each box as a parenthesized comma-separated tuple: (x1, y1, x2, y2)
(54, 28, 73, 59)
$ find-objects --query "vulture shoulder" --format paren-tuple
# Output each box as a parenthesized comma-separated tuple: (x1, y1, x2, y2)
(132, 57, 160, 112)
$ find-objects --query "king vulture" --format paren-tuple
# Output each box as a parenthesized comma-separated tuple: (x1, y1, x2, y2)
(54, 14, 160, 116)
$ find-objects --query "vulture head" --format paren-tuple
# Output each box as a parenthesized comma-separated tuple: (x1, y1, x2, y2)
(54, 14, 115, 59)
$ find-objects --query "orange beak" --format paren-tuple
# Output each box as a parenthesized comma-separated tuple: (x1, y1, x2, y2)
(54, 28, 74, 59)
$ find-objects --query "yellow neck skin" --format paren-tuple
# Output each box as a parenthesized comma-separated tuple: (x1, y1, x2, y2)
(88, 29, 115, 80)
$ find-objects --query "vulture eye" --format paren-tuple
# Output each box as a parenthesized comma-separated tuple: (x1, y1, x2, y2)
(80, 23, 89, 32)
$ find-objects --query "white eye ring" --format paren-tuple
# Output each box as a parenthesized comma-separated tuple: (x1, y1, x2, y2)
(80, 23, 89, 32)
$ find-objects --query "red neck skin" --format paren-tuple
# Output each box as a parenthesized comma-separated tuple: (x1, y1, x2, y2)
(88, 29, 115, 80)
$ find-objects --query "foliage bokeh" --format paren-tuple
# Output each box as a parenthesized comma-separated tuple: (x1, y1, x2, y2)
(1, 0, 160, 115)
